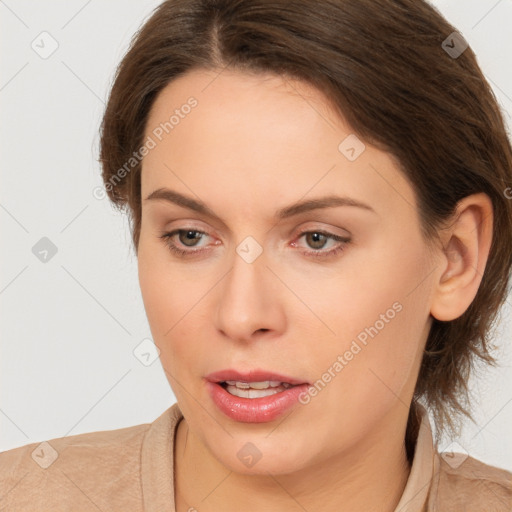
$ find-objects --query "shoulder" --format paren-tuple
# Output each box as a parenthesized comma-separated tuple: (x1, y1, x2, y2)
(430, 452, 512, 511)
(0, 420, 151, 511)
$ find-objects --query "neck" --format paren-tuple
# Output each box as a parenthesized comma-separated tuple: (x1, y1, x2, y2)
(174, 405, 412, 512)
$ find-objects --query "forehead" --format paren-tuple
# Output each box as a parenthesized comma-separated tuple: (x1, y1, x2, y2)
(141, 68, 417, 221)
(144, 68, 342, 159)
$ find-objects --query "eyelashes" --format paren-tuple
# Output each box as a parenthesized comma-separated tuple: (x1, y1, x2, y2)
(158, 228, 351, 260)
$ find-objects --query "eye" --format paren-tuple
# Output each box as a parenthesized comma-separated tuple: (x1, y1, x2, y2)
(293, 230, 351, 259)
(159, 228, 351, 259)
(159, 229, 211, 257)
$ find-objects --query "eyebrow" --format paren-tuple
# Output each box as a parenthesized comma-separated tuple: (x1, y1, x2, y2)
(144, 187, 376, 220)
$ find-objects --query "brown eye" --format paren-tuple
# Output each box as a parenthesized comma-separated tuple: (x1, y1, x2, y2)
(159, 229, 211, 257)
(295, 230, 351, 259)
(178, 230, 203, 247)
(304, 232, 330, 250)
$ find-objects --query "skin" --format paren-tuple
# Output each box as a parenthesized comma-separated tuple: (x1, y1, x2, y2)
(137, 68, 493, 512)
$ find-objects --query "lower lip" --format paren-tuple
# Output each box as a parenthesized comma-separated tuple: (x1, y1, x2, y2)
(206, 381, 309, 423)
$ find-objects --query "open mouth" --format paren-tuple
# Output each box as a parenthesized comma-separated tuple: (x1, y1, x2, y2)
(206, 375, 310, 422)
(219, 380, 296, 399)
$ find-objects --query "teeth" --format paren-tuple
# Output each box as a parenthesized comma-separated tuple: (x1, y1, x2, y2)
(225, 385, 283, 399)
(224, 380, 292, 389)
(223, 380, 297, 398)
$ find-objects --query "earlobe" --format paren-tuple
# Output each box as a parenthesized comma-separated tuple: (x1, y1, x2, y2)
(430, 193, 493, 322)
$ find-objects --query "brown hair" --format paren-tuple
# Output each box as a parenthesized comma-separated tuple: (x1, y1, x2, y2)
(99, 0, 512, 451)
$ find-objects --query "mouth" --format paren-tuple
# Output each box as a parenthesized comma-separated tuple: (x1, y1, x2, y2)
(205, 369, 311, 422)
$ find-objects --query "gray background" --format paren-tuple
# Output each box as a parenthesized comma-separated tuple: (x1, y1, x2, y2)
(1, 0, 511, 471)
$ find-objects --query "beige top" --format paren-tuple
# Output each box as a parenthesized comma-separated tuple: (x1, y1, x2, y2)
(1, 402, 511, 511)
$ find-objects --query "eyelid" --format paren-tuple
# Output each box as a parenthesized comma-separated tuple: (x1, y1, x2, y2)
(291, 222, 352, 239)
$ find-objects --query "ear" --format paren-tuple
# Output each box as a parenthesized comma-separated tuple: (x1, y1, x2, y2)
(430, 193, 493, 322)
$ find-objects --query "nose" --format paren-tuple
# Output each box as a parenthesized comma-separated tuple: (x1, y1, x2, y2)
(214, 248, 286, 343)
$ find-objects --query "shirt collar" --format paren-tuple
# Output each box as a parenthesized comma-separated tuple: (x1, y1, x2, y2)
(141, 402, 183, 512)
(393, 404, 435, 512)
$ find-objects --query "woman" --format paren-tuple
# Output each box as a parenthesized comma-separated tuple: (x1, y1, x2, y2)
(1, 0, 511, 510)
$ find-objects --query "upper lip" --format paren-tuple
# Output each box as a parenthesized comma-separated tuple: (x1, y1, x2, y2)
(205, 369, 309, 386)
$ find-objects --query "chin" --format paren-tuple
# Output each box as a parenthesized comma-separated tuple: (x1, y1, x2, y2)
(207, 435, 315, 476)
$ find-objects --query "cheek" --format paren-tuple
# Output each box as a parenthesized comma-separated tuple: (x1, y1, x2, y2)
(138, 240, 182, 357)
(298, 232, 432, 413)
(138, 259, 170, 337)
(137, 239, 212, 383)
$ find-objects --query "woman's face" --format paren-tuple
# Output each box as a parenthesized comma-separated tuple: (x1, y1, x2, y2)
(138, 68, 437, 474)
